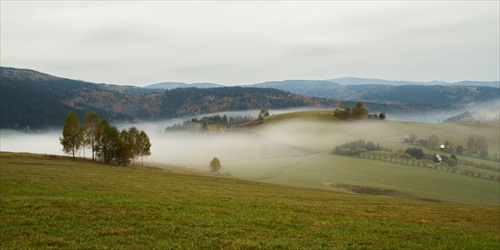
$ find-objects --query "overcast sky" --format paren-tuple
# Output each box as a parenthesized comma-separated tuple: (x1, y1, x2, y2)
(1, 1, 499, 86)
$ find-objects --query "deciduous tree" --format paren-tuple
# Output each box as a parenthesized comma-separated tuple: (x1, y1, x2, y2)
(209, 157, 221, 172)
(60, 111, 84, 158)
(84, 112, 101, 161)
(428, 134, 440, 150)
(137, 130, 152, 166)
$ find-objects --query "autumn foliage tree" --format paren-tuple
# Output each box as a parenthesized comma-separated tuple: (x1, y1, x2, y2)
(427, 134, 440, 150)
(63, 111, 152, 165)
(84, 111, 101, 161)
(60, 111, 84, 158)
(137, 130, 152, 166)
(334, 102, 381, 120)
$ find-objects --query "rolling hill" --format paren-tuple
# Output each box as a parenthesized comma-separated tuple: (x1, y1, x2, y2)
(0, 67, 339, 130)
(2, 66, 499, 130)
(162, 110, 500, 205)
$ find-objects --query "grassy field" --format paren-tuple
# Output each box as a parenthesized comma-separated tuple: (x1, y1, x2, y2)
(180, 111, 500, 205)
(1, 152, 499, 249)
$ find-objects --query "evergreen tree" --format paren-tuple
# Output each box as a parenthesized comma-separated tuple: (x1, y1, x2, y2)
(60, 111, 84, 158)
(221, 114, 229, 128)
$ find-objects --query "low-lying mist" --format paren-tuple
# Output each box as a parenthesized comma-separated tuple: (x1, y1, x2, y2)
(2, 105, 499, 171)
(149, 132, 313, 166)
(387, 100, 500, 123)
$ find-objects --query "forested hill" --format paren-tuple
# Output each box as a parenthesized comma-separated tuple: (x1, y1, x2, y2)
(250, 80, 500, 106)
(0, 67, 339, 130)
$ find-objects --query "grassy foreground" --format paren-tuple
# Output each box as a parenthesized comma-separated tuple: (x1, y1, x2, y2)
(1, 152, 499, 249)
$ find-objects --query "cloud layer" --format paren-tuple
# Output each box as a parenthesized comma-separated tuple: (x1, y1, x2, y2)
(1, 1, 498, 86)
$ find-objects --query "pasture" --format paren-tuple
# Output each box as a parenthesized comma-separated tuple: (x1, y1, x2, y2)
(182, 111, 500, 205)
(1, 152, 499, 249)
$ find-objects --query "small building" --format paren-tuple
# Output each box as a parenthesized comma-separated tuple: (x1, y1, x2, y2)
(440, 145, 445, 151)
(433, 154, 443, 163)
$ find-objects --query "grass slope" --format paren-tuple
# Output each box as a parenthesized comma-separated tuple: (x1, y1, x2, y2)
(185, 111, 500, 205)
(1, 152, 499, 249)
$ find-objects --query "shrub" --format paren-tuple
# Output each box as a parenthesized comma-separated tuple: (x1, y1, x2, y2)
(209, 157, 221, 172)
(405, 147, 424, 159)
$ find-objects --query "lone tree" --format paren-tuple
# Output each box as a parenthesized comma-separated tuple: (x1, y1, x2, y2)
(209, 157, 221, 172)
(60, 111, 85, 158)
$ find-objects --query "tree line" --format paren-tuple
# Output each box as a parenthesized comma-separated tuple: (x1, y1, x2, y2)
(60, 111, 151, 166)
(165, 114, 255, 133)
(333, 102, 386, 120)
(332, 140, 499, 182)
(333, 139, 385, 156)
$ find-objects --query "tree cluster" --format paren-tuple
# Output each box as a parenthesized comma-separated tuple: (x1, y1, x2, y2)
(165, 114, 254, 133)
(405, 147, 424, 159)
(333, 102, 386, 120)
(333, 139, 383, 156)
(467, 135, 488, 159)
(60, 111, 151, 165)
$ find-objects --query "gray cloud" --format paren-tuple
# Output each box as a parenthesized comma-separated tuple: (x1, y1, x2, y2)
(1, 1, 498, 86)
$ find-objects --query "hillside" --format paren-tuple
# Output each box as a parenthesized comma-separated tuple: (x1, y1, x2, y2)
(161, 111, 500, 205)
(250, 80, 499, 106)
(0, 67, 338, 130)
(1, 152, 498, 249)
(2, 66, 498, 130)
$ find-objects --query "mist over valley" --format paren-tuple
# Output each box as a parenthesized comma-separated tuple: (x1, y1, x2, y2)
(2, 1, 499, 247)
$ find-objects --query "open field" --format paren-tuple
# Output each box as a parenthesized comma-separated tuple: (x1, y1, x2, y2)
(1, 152, 499, 249)
(178, 111, 500, 205)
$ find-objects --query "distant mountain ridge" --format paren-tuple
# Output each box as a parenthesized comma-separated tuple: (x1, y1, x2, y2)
(145, 82, 224, 90)
(0, 67, 339, 130)
(249, 80, 499, 106)
(327, 77, 499, 88)
(2, 66, 499, 130)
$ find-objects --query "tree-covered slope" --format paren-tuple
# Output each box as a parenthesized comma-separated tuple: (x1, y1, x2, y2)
(0, 67, 339, 129)
(251, 80, 499, 106)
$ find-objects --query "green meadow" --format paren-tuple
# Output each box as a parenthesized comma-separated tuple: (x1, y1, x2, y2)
(185, 111, 500, 205)
(1, 152, 499, 249)
(1, 111, 499, 248)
